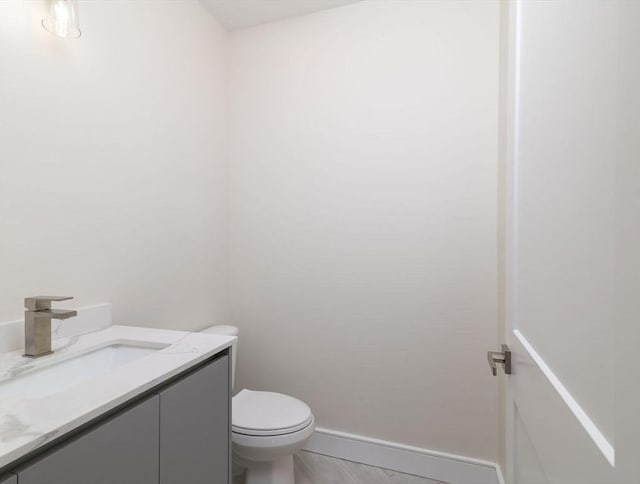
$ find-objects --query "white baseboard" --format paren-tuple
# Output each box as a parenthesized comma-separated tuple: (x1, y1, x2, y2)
(303, 427, 501, 484)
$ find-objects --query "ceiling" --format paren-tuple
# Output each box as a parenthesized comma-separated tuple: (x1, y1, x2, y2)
(201, 0, 361, 30)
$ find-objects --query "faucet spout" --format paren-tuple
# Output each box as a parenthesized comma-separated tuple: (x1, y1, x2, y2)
(24, 296, 77, 358)
(33, 309, 78, 320)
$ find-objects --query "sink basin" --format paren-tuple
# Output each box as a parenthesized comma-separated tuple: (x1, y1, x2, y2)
(0, 342, 168, 399)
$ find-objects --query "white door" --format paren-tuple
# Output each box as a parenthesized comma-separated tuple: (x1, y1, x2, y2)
(503, 1, 640, 483)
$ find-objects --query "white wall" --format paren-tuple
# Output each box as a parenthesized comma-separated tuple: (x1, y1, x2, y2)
(228, 0, 500, 461)
(0, 0, 502, 463)
(0, 0, 229, 329)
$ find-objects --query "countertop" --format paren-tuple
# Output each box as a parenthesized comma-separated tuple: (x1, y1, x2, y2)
(0, 325, 235, 470)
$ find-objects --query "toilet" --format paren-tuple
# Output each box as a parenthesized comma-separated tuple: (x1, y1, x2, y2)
(201, 325, 315, 484)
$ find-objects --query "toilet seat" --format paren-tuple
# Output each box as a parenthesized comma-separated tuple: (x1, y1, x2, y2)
(232, 389, 314, 436)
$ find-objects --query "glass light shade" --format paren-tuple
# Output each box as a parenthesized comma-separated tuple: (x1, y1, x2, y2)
(42, 0, 81, 39)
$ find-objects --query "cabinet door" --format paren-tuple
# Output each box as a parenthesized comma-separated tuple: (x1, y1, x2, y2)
(17, 396, 159, 484)
(0, 474, 16, 484)
(159, 355, 230, 484)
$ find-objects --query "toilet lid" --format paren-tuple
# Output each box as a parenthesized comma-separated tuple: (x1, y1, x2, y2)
(232, 389, 313, 436)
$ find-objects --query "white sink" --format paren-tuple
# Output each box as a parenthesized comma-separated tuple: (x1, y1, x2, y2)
(0, 342, 168, 399)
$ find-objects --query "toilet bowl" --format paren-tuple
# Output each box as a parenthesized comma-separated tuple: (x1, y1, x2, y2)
(233, 389, 315, 484)
(201, 325, 315, 484)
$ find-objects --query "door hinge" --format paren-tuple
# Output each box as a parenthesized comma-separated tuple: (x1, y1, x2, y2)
(487, 344, 511, 376)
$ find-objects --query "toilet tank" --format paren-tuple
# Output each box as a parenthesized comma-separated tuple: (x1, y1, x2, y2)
(200, 325, 238, 389)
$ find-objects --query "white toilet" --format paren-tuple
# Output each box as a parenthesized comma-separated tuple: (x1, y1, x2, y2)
(201, 325, 315, 484)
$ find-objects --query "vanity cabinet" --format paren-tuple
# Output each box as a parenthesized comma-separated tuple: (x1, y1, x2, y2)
(16, 396, 160, 484)
(9, 352, 230, 484)
(159, 354, 230, 484)
(0, 474, 16, 484)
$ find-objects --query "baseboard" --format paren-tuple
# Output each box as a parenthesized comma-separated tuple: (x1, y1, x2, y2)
(303, 427, 501, 484)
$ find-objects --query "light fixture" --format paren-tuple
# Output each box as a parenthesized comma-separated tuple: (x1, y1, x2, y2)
(42, 0, 81, 39)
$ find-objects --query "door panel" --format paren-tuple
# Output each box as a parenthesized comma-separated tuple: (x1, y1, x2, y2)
(514, 0, 616, 444)
(510, 334, 612, 483)
(504, 1, 640, 483)
(513, 409, 548, 484)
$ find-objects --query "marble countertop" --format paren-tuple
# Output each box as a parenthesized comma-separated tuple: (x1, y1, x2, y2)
(0, 325, 235, 470)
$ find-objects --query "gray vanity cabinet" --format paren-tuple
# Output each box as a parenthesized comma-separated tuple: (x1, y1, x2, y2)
(158, 354, 230, 484)
(0, 474, 16, 484)
(5, 352, 231, 484)
(16, 396, 160, 484)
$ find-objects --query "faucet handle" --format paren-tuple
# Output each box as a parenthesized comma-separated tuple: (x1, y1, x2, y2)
(25, 296, 74, 311)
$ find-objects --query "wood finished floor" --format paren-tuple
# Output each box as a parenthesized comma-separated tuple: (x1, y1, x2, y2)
(233, 450, 448, 484)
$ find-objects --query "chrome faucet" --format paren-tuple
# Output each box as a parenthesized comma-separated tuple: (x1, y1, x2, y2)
(24, 296, 77, 357)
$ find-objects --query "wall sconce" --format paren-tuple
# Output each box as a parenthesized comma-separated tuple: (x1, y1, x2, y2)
(42, 0, 81, 39)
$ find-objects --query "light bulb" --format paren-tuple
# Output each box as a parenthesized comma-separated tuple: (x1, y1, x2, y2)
(42, 0, 81, 39)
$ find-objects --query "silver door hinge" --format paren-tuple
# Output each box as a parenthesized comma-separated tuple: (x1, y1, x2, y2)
(487, 344, 511, 376)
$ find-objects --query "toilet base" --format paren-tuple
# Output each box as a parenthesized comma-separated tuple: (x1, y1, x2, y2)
(245, 454, 294, 484)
